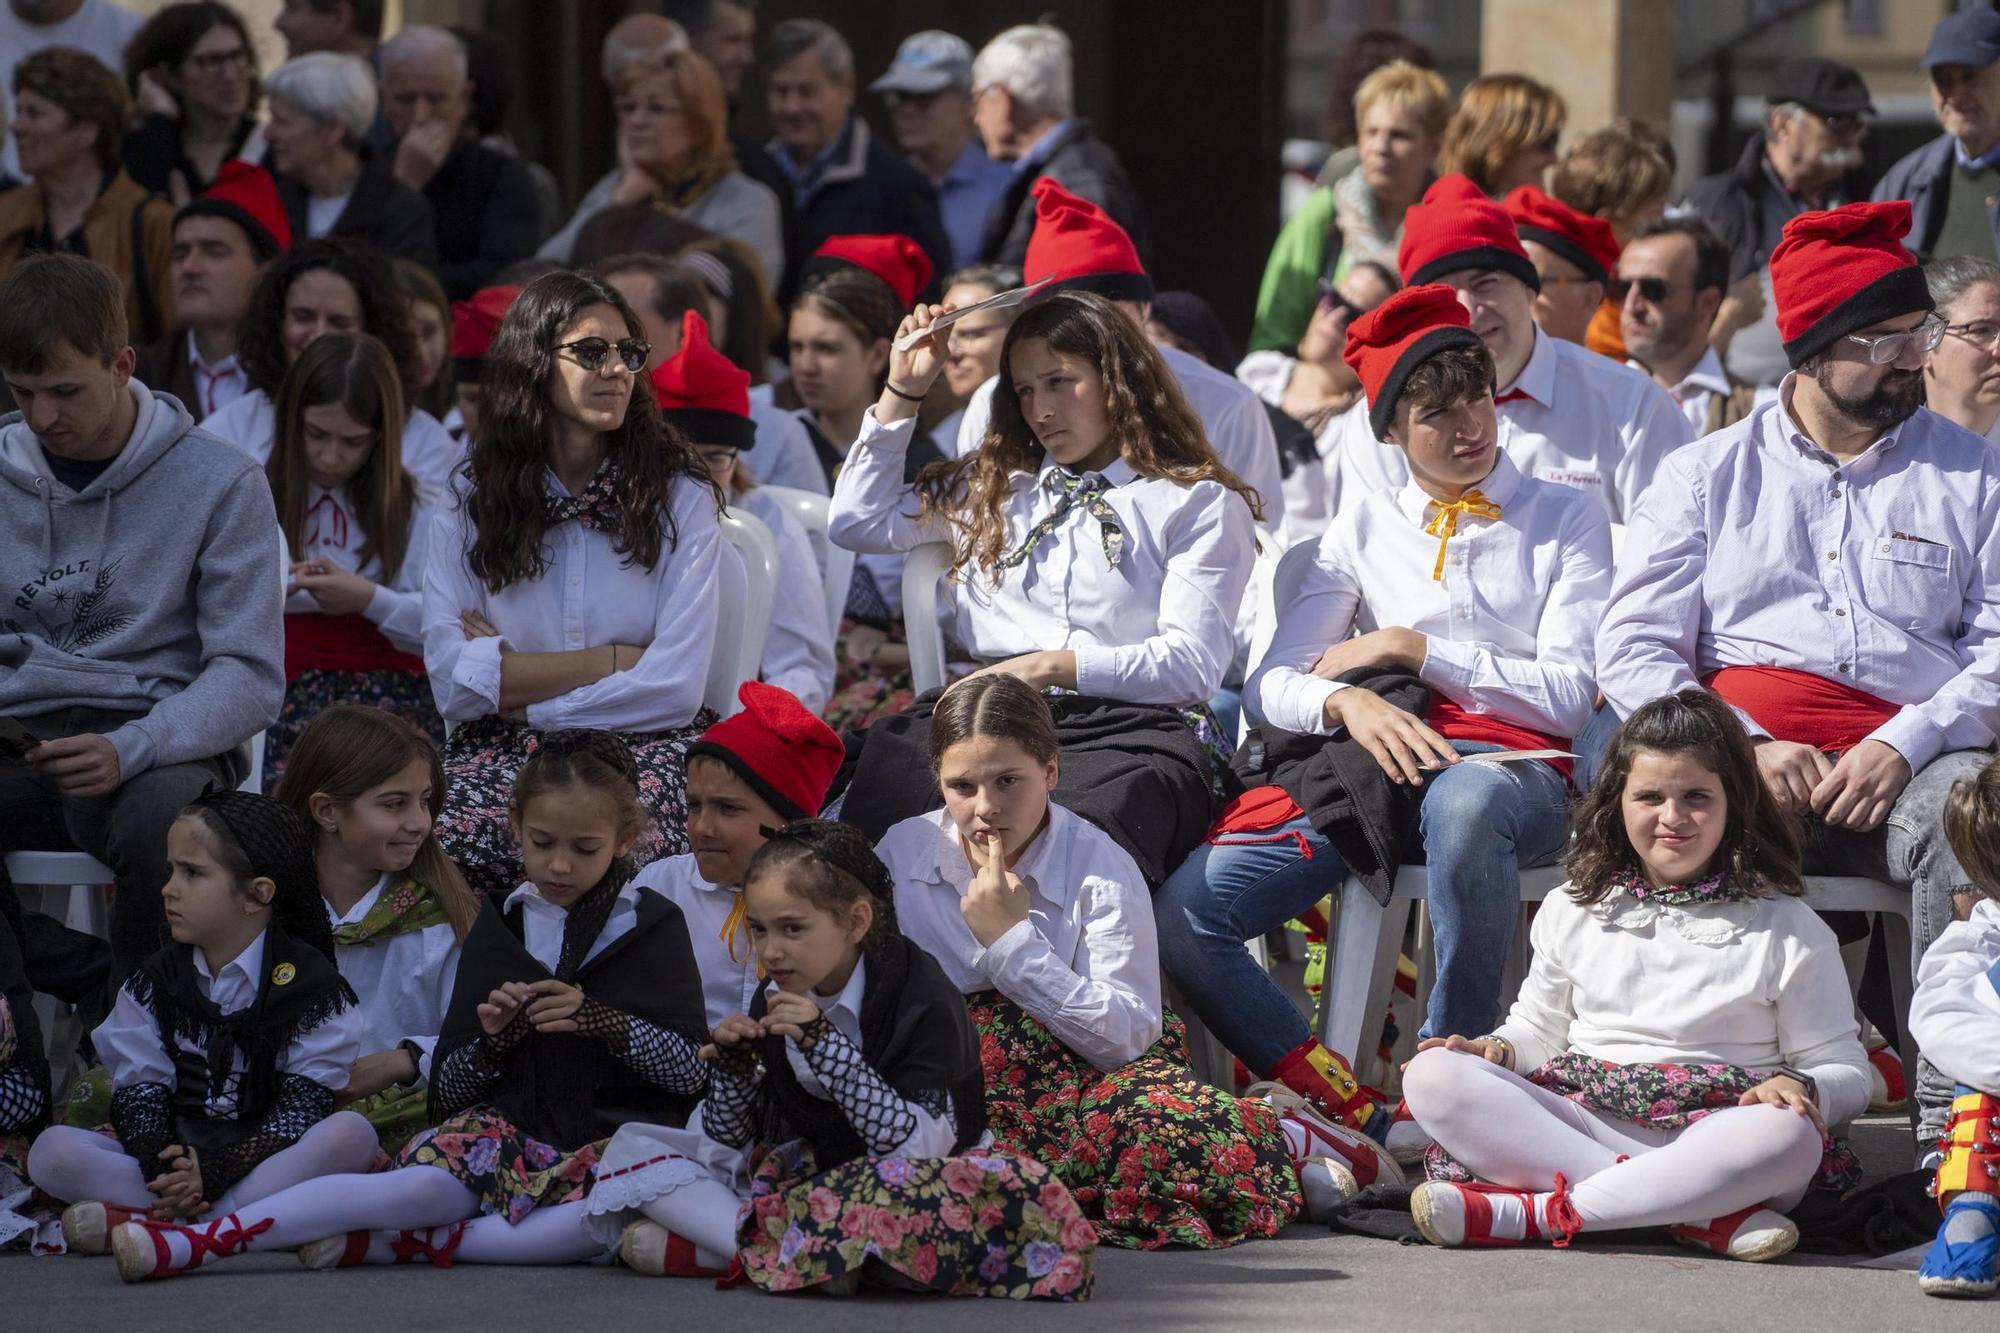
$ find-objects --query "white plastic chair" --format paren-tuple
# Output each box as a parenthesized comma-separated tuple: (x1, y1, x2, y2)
(708, 506, 780, 719)
(758, 484, 853, 641)
(902, 541, 955, 696)
(1316, 867, 1920, 1096)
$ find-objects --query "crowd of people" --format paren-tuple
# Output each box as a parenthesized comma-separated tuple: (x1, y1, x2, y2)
(1, 0, 1999, 1304)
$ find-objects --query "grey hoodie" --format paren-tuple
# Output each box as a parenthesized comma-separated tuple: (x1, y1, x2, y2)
(0, 385, 283, 779)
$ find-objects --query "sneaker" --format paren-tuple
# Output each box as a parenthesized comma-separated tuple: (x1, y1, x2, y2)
(1382, 1100, 1432, 1166)
(1410, 1176, 1581, 1249)
(618, 1220, 728, 1278)
(61, 1201, 151, 1255)
(111, 1214, 270, 1283)
(1295, 1155, 1361, 1222)
(1919, 1194, 2000, 1298)
(1866, 1042, 1908, 1113)
(1667, 1206, 1799, 1263)
(1254, 1085, 1405, 1190)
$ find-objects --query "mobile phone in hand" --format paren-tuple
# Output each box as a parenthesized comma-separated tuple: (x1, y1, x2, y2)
(0, 717, 37, 766)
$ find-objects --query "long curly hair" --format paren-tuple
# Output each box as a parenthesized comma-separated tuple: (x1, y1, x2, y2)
(1566, 690, 1803, 905)
(914, 290, 1263, 577)
(462, 269, 717, 593)
(237, 237, 418, 398)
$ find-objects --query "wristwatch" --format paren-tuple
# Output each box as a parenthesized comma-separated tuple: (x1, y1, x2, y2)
(1772, 1065, 1819, 1105)
(397, 1039, 427, 1087)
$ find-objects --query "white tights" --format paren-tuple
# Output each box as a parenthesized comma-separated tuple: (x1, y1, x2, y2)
(1403, 1048, 1825, 1230)
(631, 1173, 745, 1264)
(26, 1112, 380, 1216)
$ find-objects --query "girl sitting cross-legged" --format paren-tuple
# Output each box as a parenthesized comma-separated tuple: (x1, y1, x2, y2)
(109, 731, 712, 1280)
(1402, 690, 1870, 1261)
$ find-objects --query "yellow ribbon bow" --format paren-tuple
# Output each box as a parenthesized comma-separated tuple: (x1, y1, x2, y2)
(720, 891, 762, 975)
(1422, 490, 1502, 581)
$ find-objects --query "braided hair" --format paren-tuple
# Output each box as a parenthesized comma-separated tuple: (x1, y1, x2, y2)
(744, 819, 901, 964)
(178, 789, 333, 962)
(511, 730, 649, 978)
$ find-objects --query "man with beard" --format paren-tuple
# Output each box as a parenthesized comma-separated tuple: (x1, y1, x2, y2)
(1597, 200, 2000, 1163)
(1619, 216, 1758, 437)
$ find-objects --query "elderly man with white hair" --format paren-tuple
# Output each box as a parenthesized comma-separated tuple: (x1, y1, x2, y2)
(971, 22, 1147, 267)
(378, 24, 538, 297)
(264, 50, 435, 265)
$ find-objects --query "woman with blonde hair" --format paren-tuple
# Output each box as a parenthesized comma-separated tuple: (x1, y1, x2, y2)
(540, 48, 782, 283)
(1252, 59, 1450, 351)
(1438, 73, 1567, 198)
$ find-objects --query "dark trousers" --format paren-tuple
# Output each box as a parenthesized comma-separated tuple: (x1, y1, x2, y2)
(0, 707, 240, 976)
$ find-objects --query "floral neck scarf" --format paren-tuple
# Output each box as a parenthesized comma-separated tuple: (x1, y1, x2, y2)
(1612, 865, 1755, 907)
(329, 876, 450, 947)
(543, 463, 624, 533)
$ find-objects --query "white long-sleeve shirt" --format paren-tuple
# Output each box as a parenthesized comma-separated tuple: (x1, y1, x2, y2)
(94, 930, 362, 1116)
(735, 488, 835, 714)
(1248, 454, 1608, 738)
(631, 853, 762, 1031)
(831, 409, 1255, 707)
(1596, 386, 2000, 772)
(206, 390, 464, 504)
(1492, 886, 1872, 1127)
(284, 483, 434, 654)
(1326, 326, 1693, 524)
(1909, 897, 2000, 1094)
(1236, 349, 1339, 539)
(421, 471, 723, 731)
(326, 876, 460, 1080)
(880, 806, 1164, 1071)
(954, 342, 1288, 538)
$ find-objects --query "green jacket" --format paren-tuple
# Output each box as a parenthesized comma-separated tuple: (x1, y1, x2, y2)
(1251, 184, 1338, 354)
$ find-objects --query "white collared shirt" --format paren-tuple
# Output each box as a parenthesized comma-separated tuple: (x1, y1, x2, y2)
(1909, 898, 2000, 1095)
(1236, 349, 1339, 539)
(954, 342, 1289, 540)
(1631, 346, 1733, 436)
(1328, 326, 1694, 523)
(1597, 384, 2000, 771)
(94, 929, 363, 1116)
(830, 409, 1255, 707)
(631, 853, 761, 1029)
(421, 471, 724, 731)
(326, 875, 461, 1081)
(285, 482, 435, 654)
(1493, 886, 1870, 1127)
(880, 805, 1164, 1071)
(735, 488, 835, 714)
(206, 389, 465, 504)
(187, 331, 247, 420)
(1249, 453, 1609, 738)
(502, 879, 643, 973)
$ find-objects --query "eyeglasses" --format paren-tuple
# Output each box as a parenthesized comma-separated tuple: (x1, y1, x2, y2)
(1946, 321, 2000, 354)
(1844, 314, 1945, 364)
(1610, 275, 1676, 304)
(1815, 110, 1870, 136)
(556, 336, 650, 373)
(186, 47, 251, 74)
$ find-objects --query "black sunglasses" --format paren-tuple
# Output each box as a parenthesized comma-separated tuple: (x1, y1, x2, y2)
(556, 336, 650, 373)
(1316, 280, 1361, 320)
(1610, 276, 1675, 305)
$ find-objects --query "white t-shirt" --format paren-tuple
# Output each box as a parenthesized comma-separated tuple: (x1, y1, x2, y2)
(1, 1, 143, 179)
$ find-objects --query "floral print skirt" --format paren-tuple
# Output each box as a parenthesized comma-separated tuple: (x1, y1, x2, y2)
(397, 1106, 603, 1226)
(737, 1138, 1094, 1299)
(436, 713, 713, 901)
(1424, 1053, 1863, 1193)
(822, 618, 916, 734)
(968, 991, 1301, 1250)
(264, 668, 444, 788)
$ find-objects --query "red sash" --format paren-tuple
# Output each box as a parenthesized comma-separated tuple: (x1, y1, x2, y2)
(1424, 696, 1573, 781)
(1704, 665, 1898, 753)
(283, 612, 426, 683)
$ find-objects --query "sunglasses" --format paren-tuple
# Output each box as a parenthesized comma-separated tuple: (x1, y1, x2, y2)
(556, 336, 650, 373)
(1610, 276, 1676, 304)
(1315, 281, 1361, 320)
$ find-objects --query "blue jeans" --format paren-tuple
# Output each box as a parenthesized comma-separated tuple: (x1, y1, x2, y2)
(1155, 743, 1571, 1070)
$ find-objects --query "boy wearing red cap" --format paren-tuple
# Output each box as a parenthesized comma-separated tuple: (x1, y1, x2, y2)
(953, 178, 1287, 543)
(1325, 174, 1690, 526)
(1504, 184, 1621, 348)
(135, 162, 292, 422)
(1158, 283, 1609, 1151)
(1600, 199, 2000, 1156)
(653, 309, 835, 712)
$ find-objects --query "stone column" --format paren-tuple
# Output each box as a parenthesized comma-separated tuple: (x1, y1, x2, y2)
(1480, 0, 1675, 129)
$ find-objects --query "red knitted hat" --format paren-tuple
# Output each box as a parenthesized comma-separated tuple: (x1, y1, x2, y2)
(451, 284, 521, 382)
(805, 233, 933, 307)
(650, 309, 756, 451)
(1397, 173, 1540, 294)
(1770, 200, 1934, 368)
(687, 681, 844, 821)
(1343, 282, 1486, 441)
(175, 161, 291, 259)
(1502, 184, 1620, 287)
(1023, 176, 1153, 303)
